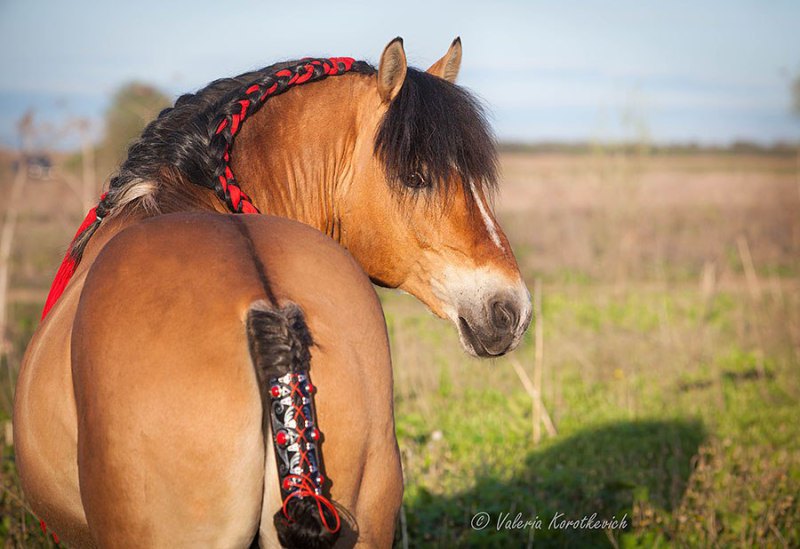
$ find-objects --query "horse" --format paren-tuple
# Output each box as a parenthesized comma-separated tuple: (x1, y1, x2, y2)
(13, 37, 531, 547)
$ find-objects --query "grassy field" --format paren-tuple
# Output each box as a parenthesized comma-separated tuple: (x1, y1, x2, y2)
(2, 149, 799, 547)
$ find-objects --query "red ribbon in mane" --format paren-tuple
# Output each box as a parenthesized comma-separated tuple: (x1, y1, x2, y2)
(40, 194, 105, 320)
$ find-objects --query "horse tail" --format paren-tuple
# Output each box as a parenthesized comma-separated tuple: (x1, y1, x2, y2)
(246, 300, 343, 549)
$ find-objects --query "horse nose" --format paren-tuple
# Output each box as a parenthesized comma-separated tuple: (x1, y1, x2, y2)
(490, 298, 520, 333)
(469, 296, 523, 356)
(457, 292, 531, 357)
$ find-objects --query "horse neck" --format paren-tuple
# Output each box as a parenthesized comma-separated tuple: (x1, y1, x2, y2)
(231, 73, 372, 240)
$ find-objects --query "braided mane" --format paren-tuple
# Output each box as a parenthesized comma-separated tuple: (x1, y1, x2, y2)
(70, 58, 375, 261)
(69, 55, 499, 263)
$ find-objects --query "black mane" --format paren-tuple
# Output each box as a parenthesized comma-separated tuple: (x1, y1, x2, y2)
(103, 58, 375, 212)
(375, 67, 498, 200)
(71, 59, 497, 260)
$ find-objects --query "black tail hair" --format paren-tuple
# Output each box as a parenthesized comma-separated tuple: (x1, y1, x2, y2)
(246, 301, 342, 549)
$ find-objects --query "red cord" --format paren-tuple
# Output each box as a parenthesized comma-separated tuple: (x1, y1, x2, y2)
(40, 192, 107, 320)
(279, 374, 340, 533)
(213, 58, 356, 216)
(281, 476, 341, 533)
(38, 520, 59, 545)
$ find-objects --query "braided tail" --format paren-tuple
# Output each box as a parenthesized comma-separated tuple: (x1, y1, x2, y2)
(246, 301, 344, 549)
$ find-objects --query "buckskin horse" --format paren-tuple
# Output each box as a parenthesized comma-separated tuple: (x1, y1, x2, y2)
(14, 37, 531, 547)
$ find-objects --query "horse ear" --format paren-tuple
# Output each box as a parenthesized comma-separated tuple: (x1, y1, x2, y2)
(427, 37, 462, 83)
(378, 37, 407, 103)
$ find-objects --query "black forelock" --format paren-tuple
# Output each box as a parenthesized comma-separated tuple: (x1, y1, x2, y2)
(374, 67, 498, 201)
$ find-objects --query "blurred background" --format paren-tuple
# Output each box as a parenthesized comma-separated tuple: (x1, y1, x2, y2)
(1, 0, 799, 546)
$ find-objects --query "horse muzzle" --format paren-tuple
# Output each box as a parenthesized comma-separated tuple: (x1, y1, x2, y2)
(456, 290, 532, 357)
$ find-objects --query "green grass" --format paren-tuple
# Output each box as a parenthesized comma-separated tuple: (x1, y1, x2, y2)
(2, 151, 799, 547)
(3, 270, 798, 548)
(385, 279, 800, 547)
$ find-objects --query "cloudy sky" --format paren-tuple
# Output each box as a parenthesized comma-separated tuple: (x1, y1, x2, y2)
(1, 0, 799, 148)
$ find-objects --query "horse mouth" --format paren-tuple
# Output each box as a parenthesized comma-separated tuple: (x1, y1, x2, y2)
(458, 316, 504, 358)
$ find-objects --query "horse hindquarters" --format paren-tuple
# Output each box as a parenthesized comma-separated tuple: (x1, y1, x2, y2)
(71, 213, 402, 547)
(71, 230, 268, 547)
(72, 306, 266, 548)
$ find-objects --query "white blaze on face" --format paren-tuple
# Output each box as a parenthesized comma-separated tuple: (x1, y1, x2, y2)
(469, 180, 504, 250)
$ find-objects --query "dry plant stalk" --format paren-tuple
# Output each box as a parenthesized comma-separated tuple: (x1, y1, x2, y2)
(79, 120, 97, 211)
(700, 260, 716, 315)
(533, 278, 544, 443)
(511, 357, 557, 444)
(399, 505, 409, 549)
(510, 278, 556, 444)
(0, 154, 28, 365)
(736, 234, 768, 381)
(736, 235, 762, 303)
(54, 118, 97, 211)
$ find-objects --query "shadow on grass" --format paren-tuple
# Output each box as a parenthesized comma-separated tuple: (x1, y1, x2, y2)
(402, 418, 706, 548)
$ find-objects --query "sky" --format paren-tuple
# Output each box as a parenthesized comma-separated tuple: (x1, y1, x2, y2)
(0, 0, 799, 148)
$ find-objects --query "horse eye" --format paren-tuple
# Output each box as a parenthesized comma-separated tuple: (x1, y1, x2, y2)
(405, 171, 428, 189)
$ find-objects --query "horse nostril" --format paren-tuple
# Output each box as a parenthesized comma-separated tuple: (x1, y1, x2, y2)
(490, 299, 518, 331)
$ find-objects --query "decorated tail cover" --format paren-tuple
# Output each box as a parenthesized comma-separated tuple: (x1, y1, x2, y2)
(269, 371, 340, 533)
